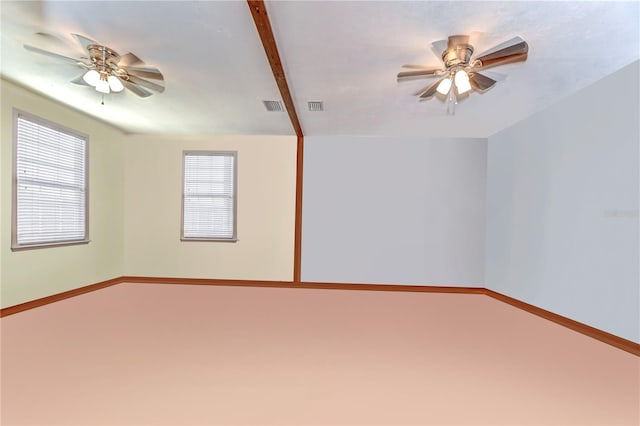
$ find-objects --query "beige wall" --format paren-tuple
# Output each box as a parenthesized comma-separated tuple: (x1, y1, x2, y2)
(1, 79, 125, 308)
(1, 80, 296, 308)
(123, 134, 296, 281)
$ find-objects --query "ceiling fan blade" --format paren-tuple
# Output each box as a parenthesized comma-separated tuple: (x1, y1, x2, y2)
(34, 31, 71, 48)
(402, 64, 440, 70)
(29, 32, 80, 56)
(469, 72, 497, 92)
(122, 80, 153, 98)
(479, 70, 507, 82)
(430, 39, 448, 60)
(416, 78, 445, 99)
(474, 37, 528, 65)
(475, 36, 527, 59)
(72, 33, 98, 52)
(70, 74, 91, 86)
(123, 66, 164, 81)
(397, 68, 442, 82)
(24, 44, 84, 66)
(475, 52, 528, 69)
(119, 52, 145, 67)
(126, 74, 165, 93)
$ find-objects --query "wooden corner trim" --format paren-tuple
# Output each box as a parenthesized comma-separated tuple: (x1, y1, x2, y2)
(0, 276, 123, 317)
(484, 289, 640, 357)
(2, 276, 637, 356)
(293, 135, 304, 282)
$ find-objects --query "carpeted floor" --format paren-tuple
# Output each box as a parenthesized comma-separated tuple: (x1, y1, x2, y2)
(1, 282, 638, 425)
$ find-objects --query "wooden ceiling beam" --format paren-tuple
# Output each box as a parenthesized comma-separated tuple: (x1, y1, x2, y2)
(248, 1, 304, 282)
(247, 0, 303, 137)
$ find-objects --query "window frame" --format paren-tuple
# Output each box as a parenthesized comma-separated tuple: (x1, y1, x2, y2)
(11, 109, 90, 251)
(181, 150, 238, 242)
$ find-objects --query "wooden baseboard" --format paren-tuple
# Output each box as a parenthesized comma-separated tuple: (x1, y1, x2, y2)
(121, 276, 293, 288)
(0, 277, 122, 317)
(122, 277, 640, 355)
(3, 276, 638, 356)
(484, 289, 640, 357)
(298, 282, 486, 294)
(122, 276, 486, 294)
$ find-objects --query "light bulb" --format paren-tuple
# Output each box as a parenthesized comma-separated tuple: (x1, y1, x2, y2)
(454, 70, 472, 94)
(95, 77, 110, 94)
(82, 70, 100, 86)
(436, 77, 452, 95)
(108, 75, 124, 92)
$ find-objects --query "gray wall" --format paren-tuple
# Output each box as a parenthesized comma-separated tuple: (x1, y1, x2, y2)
(485, 61, 639, 343)
(301, 136, 487, 286)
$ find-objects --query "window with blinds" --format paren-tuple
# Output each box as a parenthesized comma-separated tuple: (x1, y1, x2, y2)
(12, 111, 88, 249)
(182, 151, 237, 241)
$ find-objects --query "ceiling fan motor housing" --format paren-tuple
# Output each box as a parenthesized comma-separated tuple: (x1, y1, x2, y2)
(86, 44, 129, 81)
(442, 35, 473, 68)
(87, 45, 120, 66)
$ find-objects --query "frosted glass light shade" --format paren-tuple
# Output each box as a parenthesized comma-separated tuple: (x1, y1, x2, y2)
(82, 70, 100, 86)
(454, 70, 472, 94)
(107, 75, 124, 92)
(95, 78, 110, 94)
(436, 78, 452, 95)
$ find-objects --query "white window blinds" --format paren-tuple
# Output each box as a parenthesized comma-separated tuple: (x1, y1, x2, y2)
(13, 112, 88, 248)
(182, 152, 236, 240)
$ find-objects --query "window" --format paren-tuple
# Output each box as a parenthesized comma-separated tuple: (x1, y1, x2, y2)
(182, 151, 237, 241)
(12, 110, 88, 250)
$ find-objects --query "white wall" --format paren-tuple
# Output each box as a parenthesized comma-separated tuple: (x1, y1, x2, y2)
(1, 79, 125, 308)
(486, 61, 639, 343)
(123, 134, 297, 281)
(302, 136, 487, 286)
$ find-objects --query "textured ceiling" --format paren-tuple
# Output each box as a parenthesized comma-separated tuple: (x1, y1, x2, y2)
(0, 1, 291, 135)
(1, 1, 638, 137)
(269, 1, 639, 137)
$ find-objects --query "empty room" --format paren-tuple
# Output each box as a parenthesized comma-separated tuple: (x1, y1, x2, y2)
(1, 1, 638, 425)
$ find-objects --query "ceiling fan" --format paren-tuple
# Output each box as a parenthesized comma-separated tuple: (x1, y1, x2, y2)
(24, 33, 164, 98)
(397, 34, 528, 112)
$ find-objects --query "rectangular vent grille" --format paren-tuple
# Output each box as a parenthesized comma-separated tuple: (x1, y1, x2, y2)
(308, 101, 324, 111)
(262, 100, 284, 112)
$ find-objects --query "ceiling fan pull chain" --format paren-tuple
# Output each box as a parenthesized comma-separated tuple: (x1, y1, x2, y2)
(446, 87, 457, 115)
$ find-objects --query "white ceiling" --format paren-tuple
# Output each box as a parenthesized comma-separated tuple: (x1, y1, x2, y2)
(1, 1, 638, 137)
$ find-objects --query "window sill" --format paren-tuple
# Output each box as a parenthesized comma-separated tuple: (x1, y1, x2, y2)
(11, 239, 91, 251)
(180, 237, 238, 243)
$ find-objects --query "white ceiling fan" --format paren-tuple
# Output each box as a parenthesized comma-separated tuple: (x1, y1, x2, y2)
(24, 33, 165, 98)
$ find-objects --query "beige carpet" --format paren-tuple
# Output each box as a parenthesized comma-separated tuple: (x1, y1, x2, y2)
(1, 282, 638, 425)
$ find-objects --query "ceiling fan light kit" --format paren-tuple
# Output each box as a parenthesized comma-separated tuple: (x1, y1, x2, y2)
(82, 45, 125, 94)
(24, 33, 165, 100)
(397, 34, 529, 114)
(453, 70, 471, 94)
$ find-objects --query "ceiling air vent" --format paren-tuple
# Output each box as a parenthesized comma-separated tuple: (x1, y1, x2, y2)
(308, 101, 324, 111)
(262, 100, 284, 112)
